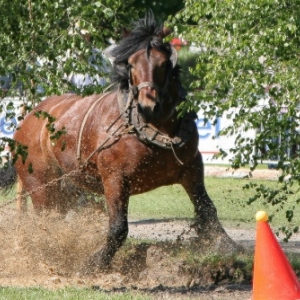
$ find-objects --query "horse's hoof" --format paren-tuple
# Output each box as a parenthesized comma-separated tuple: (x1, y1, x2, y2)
(192, 223, 245, 255)
(78, 252, 112, 276)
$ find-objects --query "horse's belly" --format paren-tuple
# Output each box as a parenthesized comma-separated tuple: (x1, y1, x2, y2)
(129, 174, 180, 195)
(127, 149, 188, 194)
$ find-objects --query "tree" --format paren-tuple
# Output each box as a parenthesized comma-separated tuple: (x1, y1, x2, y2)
(133, 0, 184, 21)
(0, 0, 144, 159)
(0, 0, 142, 102)
(0, 0, 184, 123)
(172, 0, 300, 237)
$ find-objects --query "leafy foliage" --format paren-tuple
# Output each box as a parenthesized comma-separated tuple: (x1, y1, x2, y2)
(133, 0, 184, 21)
(172, 0, 300, 235)
(0, 0, 141, 103)
(0, 0, 144, 165)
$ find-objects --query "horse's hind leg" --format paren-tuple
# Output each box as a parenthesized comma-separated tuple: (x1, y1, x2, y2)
(17, 164, 81, 214)
(16, 178, 27, 213)
(23, 183, 75, 214)
(180, 152, 240, 253)
(36, 182, 80, 214)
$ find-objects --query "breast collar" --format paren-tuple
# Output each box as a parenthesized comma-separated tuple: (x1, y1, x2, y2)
(117, 89, 196, 150)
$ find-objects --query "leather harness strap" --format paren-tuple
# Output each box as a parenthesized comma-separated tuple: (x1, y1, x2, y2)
(76, 92, 112, 160)
(75, 88, 195, 168)
(117, 89, 196, 151)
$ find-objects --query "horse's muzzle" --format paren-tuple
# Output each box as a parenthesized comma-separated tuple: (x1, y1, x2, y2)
(137, 101, 162, 123)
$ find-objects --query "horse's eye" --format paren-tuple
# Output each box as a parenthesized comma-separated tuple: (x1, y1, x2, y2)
(127, 64, 133, 70)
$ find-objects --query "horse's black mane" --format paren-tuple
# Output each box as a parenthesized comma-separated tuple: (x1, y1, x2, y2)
(111, 12, 174, 90)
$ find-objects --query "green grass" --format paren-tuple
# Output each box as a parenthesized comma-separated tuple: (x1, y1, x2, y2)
(0, 287, 151, 300)
(129, 184, 192, 220)
(129, 176, 300, 229)
(0, 186, 16, 205)
(206, 163, 270, 170)
(1, 175, 298, 230)
(205, 177, 286, 228)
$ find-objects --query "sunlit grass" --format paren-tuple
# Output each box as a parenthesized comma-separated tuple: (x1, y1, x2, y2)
(129, 184, 192, 221)
(129, 176, 300, 229)
(0, 287, 152, 300)
(1, 175, 299, 230)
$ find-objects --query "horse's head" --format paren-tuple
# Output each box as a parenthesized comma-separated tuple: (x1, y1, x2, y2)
(110, 12, 185, 124)
(127, 45, 178, 123)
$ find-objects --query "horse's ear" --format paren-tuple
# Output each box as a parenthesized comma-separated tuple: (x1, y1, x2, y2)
(159, 27, 177, 67)
(159, 27, 172, 39)
(170, 46, 178, 68)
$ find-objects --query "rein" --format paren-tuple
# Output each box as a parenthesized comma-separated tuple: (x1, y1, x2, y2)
(76, 87, 195, 168)
(77, 54, 195, 166)
(117, 89, 196, 164)
(76, 92, 111, 160)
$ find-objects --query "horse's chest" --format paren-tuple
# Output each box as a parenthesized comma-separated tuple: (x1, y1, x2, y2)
(92, 130, 198, 194)
(126, 152, 184, 194)
(111, 138, 194, 190)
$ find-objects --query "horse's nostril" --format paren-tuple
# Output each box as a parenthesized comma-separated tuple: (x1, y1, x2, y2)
(137, 101, 161, 122)
(153, 102, 161, 115)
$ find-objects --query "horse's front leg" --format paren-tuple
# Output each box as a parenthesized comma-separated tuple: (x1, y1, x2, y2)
(181, 153, 241, 253)
(84, 177, 129, 273)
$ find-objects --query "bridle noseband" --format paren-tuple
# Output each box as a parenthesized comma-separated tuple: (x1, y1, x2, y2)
(129, 81, 162, 99)
(127, 60, 172, 103)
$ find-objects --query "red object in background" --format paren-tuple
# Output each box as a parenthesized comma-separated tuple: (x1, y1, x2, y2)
(170, 37, 187, 50)
(252, 219, 300, 300)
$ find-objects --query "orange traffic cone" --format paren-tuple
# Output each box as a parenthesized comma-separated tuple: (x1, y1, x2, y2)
(252, 211, 300, 300)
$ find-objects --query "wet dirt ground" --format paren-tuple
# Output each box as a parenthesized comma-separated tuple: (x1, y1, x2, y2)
(0, 166, 296, 299)
(0, 209, 256, 300)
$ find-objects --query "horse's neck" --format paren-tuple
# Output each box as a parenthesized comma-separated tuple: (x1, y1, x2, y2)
(157, 81, 185, 135)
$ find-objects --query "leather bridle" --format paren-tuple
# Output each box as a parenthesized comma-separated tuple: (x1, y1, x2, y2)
(127, 59, 172, 104)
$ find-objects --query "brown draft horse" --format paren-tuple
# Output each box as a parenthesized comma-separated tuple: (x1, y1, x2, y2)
(2, 14, 238, 272)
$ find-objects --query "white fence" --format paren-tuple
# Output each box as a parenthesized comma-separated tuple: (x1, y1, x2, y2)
(196, 110, 256, 164)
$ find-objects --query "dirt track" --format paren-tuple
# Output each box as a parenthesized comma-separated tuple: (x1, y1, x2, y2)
(0, 209, 255, 299)
(204, 165, 281, 180)
(0, 166, 296, 299)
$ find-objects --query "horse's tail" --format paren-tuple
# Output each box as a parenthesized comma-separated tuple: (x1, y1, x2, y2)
(0, 162, 17, 192)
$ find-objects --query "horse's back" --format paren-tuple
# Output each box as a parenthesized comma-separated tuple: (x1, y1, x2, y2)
(15, 92, 111, 141)
(13, 91, 118, 176)
(14, 94, 81, 152)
